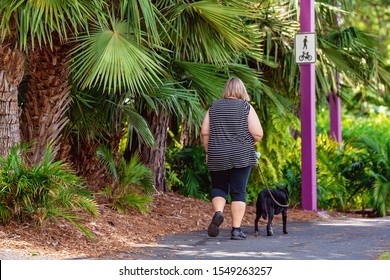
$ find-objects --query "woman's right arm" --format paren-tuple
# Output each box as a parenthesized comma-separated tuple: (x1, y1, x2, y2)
(201, 110, 210, 153)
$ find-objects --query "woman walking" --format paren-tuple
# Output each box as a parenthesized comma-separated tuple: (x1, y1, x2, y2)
(201, 77, 263, 240)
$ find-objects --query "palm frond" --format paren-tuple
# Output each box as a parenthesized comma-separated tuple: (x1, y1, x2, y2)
(121, 153, 154, 194)
(119, 0, 162, 45)
(96, 145, 118, 181)
(117, 103, 156, 148)
(319, 27, 390, 96)
(96, 146, 154, 213)
(173, 61, 227, 104)
(371, 178, 390, 217)
(0, 0, 104, 51)
(160, 0, 259, 64)
(48, 208, 94, 239)
(182, 169, 201, 198)
(0, 144, 98, 237)
(122, 190, 152, 214)
(70, 20, 165, 93)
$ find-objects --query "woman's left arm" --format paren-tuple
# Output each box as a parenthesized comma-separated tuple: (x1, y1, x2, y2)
(248, 104, 263, 143)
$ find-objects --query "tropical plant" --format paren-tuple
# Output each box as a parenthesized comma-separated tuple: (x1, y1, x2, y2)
(166, 144, 210, 199)
(96, 145, 154, 214)
(0, 0, 105, 162)
(0, 144, 98, 238)
(370, 146, 390, 217)
(2, 0, 388, 207)
(316, 135, 352, 211)
(67, 1, 192, 191)
(350, 135, 390, 217)
(316, 106, 390, 215)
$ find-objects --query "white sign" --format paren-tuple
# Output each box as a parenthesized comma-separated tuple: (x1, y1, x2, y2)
(295, 33, 316, 64)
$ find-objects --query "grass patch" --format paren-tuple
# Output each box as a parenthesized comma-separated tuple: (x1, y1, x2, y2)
(378, 252, 390, 260)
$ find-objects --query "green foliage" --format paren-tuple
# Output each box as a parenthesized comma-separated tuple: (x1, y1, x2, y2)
(0, 0, 103, 51)
(342, 108, 390, 216)
(273, 147, 302, 208)
(96, 146, 153, 214)
(249, 105, 390, 216)
(166, 145, 210, 200)
(317, 135, 360, 210)
(345, 0, 390, 60)
(71, 19, 164, 94)
(316, 107, 390, 215)
(246, 108, 300, 204)
(0, 144, 98, 238)
(351, 138, 390, 216)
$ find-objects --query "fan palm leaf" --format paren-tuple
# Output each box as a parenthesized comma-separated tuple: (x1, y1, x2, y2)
(158, 0, 260, 64)
(0, 0, 104, 50)
(71, 20, 165, 93)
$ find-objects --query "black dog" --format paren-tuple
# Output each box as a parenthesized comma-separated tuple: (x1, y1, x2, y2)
(254, 187, 289, 236)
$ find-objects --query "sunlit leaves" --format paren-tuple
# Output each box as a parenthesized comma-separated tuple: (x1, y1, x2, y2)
(0, 0, 103, 50)
(71, 21, 165, 93)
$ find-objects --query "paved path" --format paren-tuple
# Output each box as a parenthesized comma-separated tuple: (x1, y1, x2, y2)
(1, 216, 389, 260)
(124, 216, 390, 260)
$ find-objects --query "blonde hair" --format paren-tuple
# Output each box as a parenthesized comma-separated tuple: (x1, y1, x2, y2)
(222, 77, 250, 101)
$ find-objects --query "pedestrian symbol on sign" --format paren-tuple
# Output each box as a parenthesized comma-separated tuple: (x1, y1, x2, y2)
(303, 36, 308, 49)
(295, 33, 316, 64)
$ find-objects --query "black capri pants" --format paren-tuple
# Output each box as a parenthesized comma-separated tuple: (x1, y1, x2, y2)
(210, 166, 252, 202)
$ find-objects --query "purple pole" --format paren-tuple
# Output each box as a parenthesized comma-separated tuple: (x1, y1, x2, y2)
(329, 73, 342, 143)
(330, 4, 342, 144)
(300, 0, 317, 211)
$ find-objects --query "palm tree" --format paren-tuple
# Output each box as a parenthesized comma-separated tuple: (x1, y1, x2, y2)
(139, 0, 269, 190)
(244, 1, 390, 180)
(0, 42, 24, 157)
(0, 0, 104, 162)
(69, 2, 167, 190)
(69, 0, 266, 191)
(3, 0, 387, 196)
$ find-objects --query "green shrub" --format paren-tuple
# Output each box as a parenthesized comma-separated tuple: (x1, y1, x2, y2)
(317, 106, 390, 215)
(96, 146, 153, 214)
(0, 144, 98, 238)
(166, 145, 210, 200)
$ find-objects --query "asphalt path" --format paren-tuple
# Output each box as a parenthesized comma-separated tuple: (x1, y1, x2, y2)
(1, 216, 389, 260)
(125, 216, 390, 260)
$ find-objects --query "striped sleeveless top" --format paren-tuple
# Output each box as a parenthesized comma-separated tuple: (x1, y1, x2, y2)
(207, 98, 257, 171)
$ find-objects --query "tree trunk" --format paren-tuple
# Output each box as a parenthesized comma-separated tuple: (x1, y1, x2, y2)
(0, 45, 24, 157)
(141, 110, 169, 192)
(67, 112, 122, 192)
(20, 42, 71, 163)
(180, 119, 200, 147)
(67, 137, 110, 192)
